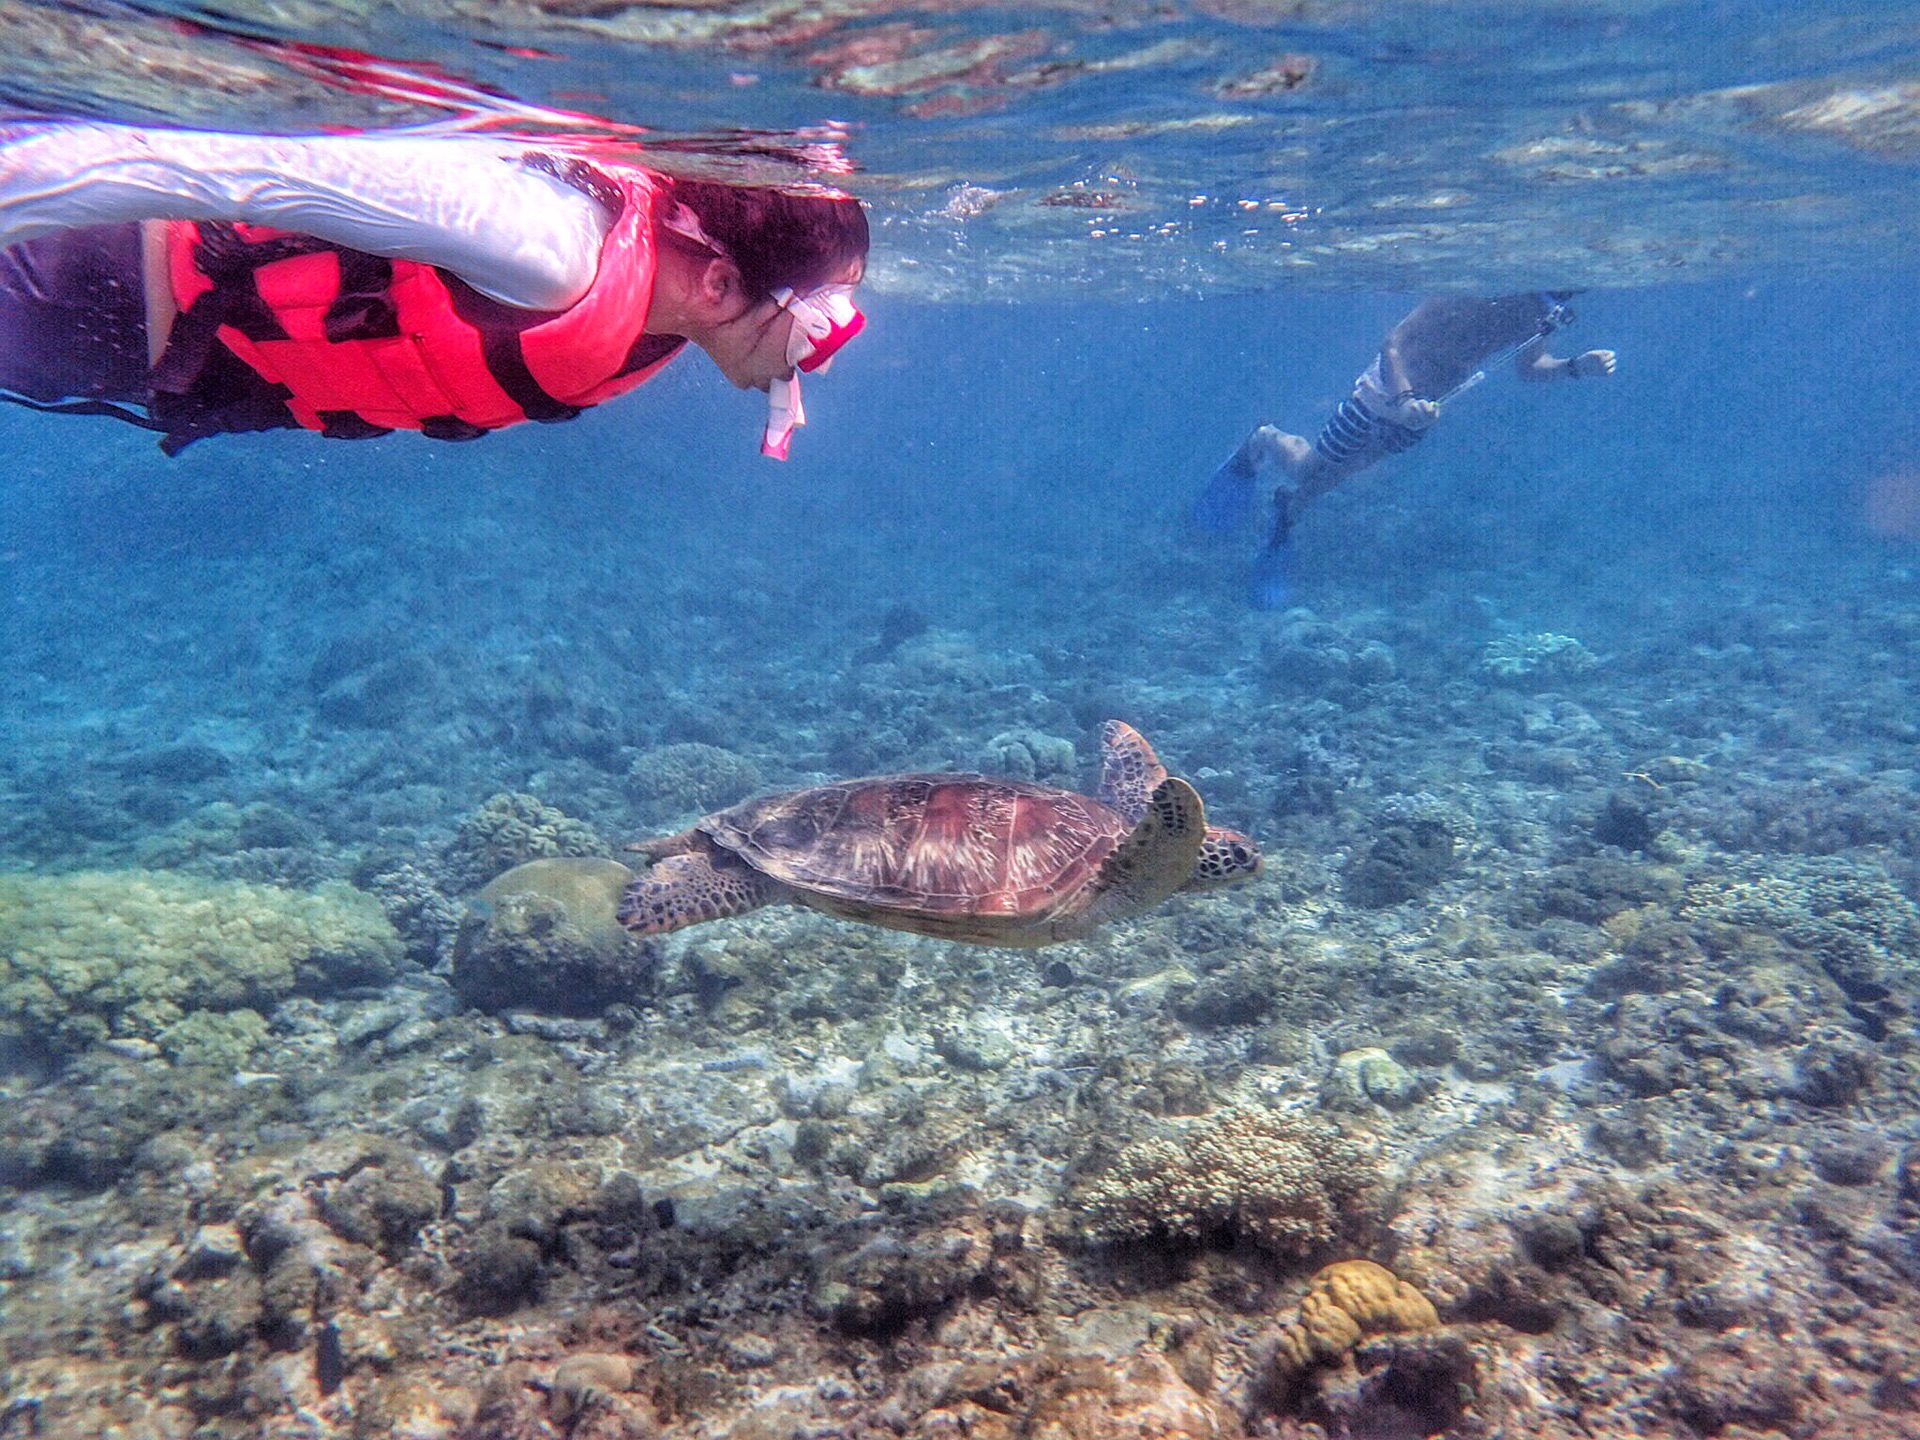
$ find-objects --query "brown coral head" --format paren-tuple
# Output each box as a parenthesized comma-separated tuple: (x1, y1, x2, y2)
(1272, 1259, 1440, 1379)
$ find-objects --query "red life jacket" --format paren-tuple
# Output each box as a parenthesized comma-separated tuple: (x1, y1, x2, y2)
(156, 157, 681, 445)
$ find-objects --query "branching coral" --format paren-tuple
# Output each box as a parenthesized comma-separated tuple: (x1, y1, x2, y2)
(626, 744, 764, 828)
(1481, 631, 1597, 679)
(1072, 1108, 1380, 1257)
(1684, 855, 1920, 1000)
(442, 792, 609, 893)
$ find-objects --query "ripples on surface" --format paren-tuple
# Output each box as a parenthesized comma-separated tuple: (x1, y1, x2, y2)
(0, 0, 1917, 296)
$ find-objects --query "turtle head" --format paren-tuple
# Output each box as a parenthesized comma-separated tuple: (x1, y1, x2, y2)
(1184, 826, 1263, 891)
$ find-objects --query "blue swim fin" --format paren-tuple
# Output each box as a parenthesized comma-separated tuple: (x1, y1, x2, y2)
(1247, 493, 1294, 610)
(1248, 540, 1291, 610)
(1191, 449, 1257, 536)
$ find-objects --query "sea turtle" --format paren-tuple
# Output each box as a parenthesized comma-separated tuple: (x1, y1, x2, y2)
(617, 721, 1262, 946)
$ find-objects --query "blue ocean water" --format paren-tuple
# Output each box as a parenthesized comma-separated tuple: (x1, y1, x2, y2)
(2, 4, 1920, 1437)
(3, 280, 1911, 855)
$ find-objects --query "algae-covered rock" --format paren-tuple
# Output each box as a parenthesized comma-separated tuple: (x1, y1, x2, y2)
(0, 870, 405, 1056)
(1343, 793, 1474, 908)
(450, 857, 656, 1015)
(1324, 1047, 1427, 1110)
(314, 1139, 442, 1259)
(156, 1008, 272, 1071)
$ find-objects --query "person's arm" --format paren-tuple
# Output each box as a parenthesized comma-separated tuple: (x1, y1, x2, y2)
(0, 121, 611, 309)
(1515, 337, 1617, 382)
(1376, 333, 1440, 426)
(1377, 333, 1417, 399)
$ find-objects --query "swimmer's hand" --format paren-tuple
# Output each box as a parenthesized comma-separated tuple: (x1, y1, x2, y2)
(1568, 349, 1616, 379)
(1385, 391, 1441, 428)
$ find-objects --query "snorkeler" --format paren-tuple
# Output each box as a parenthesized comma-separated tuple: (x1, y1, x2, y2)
(0, 120, 867, 457)
(1194, 292, 1618, 608)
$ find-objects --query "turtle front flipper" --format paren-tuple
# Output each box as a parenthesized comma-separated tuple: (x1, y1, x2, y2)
(1074, 776, 1207, 937)
(618, 850, 781, 936)
(1095, 720, 1170, 824)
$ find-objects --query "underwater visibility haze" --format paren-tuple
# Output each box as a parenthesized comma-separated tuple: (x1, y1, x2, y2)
(1, 1, 1919, 1436)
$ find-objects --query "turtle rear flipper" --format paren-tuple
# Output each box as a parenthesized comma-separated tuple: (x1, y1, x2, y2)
(1076, 776, 1206, 936)
(618, 851, 780, 935)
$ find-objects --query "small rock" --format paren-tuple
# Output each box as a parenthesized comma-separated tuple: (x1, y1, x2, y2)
(175, 1223, 247, 1281)
(935, 1025, 1019, 1072)
(723, 1332, 781, 1368)
(455, 1225, 543, 1315)
(1513, 1210, 1585, 1270)
(1325, 1047, 1426, 1110)
(1812, 1128, 1889, 1186)
(551, 1353, 634, 1424)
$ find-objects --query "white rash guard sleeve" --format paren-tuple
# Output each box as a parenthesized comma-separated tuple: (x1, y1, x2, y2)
(0, 121, 612, 310)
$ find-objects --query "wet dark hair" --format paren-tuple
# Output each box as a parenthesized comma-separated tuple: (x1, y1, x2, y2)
(666, 178, 869, 301)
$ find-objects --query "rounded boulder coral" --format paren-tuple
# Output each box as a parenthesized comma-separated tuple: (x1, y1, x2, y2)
(1272, 1259, 1441, 1378)
(450, 857, 657, 1015)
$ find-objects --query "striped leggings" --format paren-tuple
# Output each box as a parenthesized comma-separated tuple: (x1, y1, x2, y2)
(1313, 394, 1427, 467)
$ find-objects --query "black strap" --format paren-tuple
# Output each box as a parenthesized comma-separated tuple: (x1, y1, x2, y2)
(0, 390, 169, 433)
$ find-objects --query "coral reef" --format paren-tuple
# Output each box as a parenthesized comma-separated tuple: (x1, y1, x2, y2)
(1070, 1107, 1381, 1257)
(626, 743, 764, 828)
(442, 792, 611, 894)
(0, 870, 404, 1055)
(450, 856, 657, 1014)
(4, 284, 1920, 1440)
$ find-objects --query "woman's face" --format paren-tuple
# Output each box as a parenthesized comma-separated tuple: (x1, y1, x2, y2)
(701, 262, 865, 391)
(703, 296, 799, 392)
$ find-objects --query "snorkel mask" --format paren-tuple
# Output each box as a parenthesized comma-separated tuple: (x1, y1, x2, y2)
(762, 283, 865, 460)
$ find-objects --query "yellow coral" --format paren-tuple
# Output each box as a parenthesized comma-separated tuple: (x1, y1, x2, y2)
(1273, 1260, 1439, 1374)
(0, 870, 403, 1053)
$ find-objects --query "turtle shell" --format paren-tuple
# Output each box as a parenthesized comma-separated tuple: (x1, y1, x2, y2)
(700, 773, 1128, 921)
